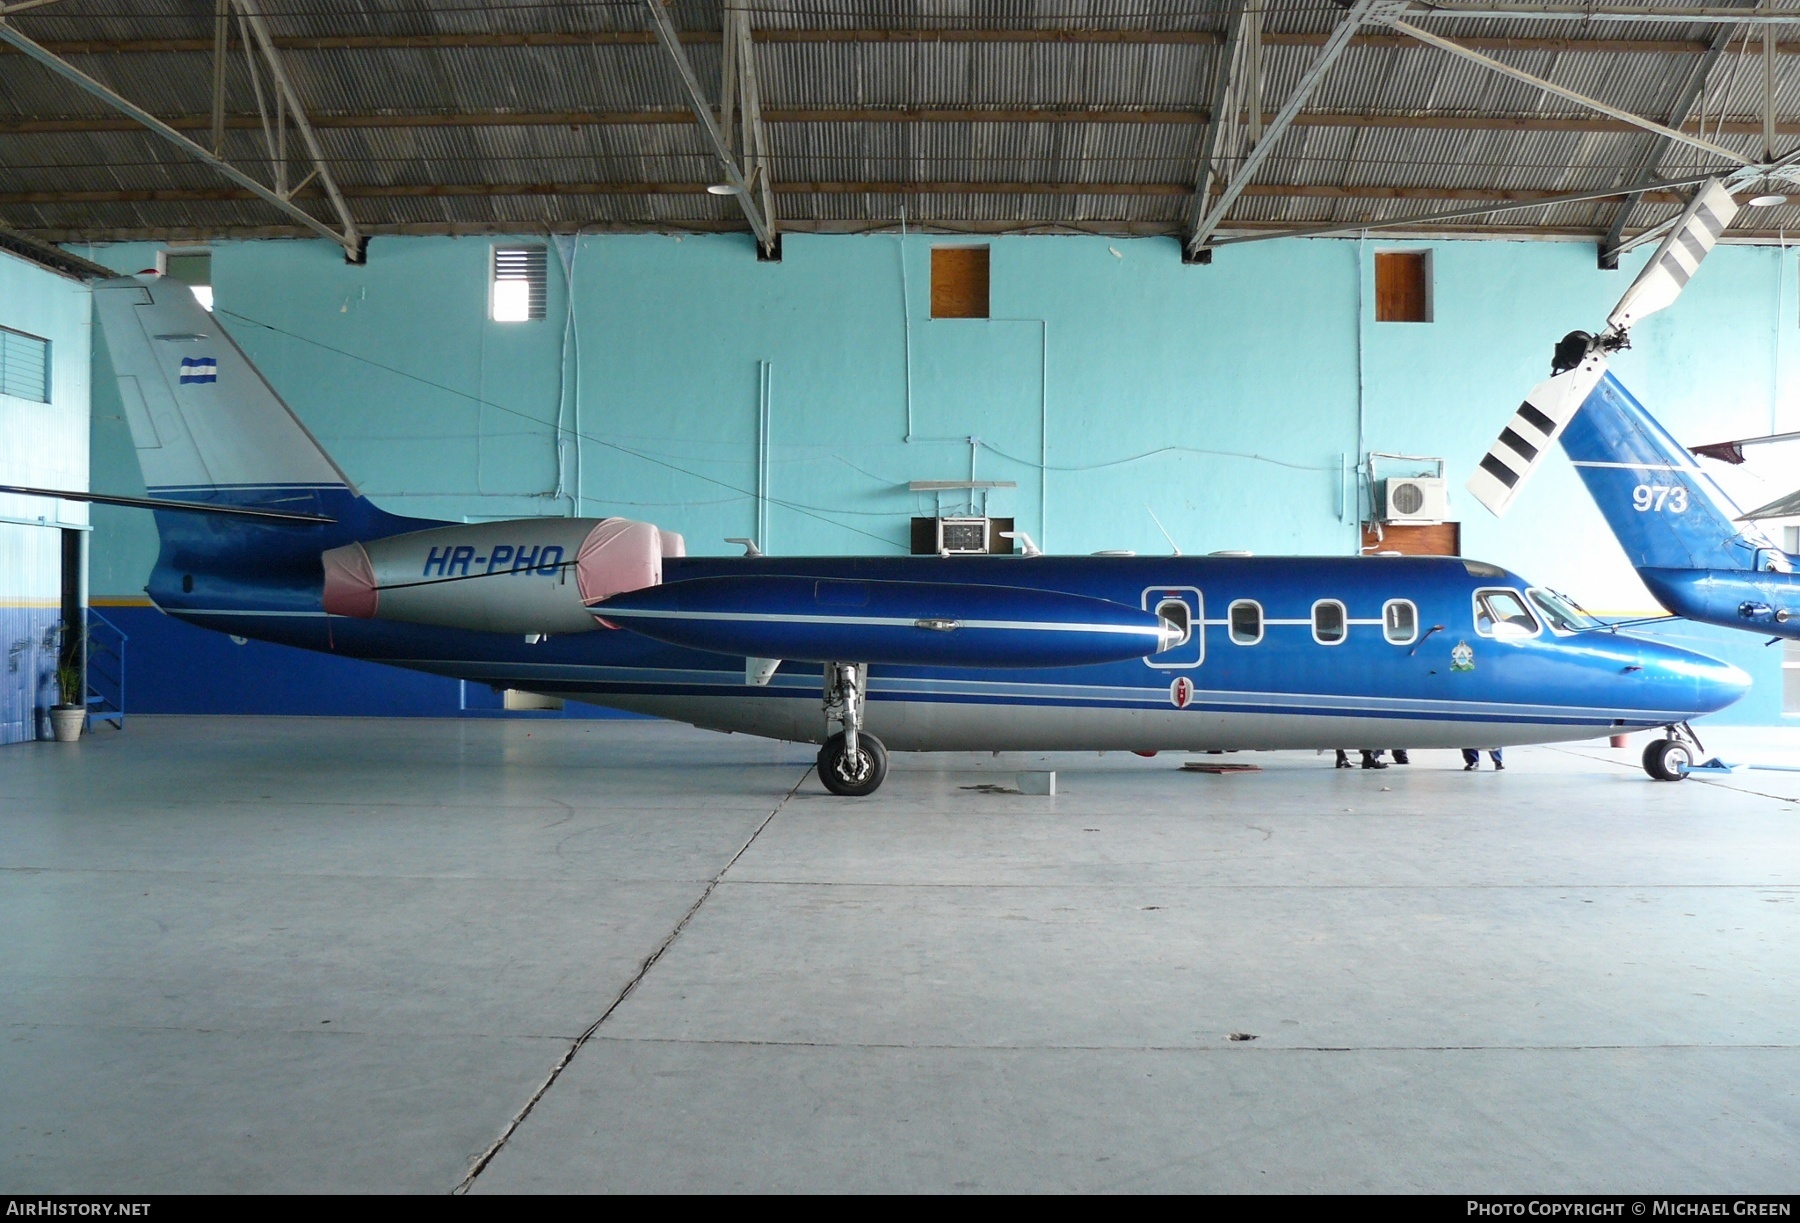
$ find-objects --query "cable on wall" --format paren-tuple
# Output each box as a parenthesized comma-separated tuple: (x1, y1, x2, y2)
(217, 307, 903, 550)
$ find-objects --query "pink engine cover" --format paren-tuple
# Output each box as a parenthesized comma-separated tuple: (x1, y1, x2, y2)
(321, 542, 378, 618)
(576, 518, 664, 605)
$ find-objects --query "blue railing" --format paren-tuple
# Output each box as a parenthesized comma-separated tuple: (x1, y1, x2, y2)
(85, 606, 126, 731)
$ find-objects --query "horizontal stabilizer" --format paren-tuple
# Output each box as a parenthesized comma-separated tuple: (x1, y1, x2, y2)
(0, 483, 333, 524)
(1467, 355, 1610, 517)
(1606, 179, 1738, 335)
(591, 575, 1182, 669)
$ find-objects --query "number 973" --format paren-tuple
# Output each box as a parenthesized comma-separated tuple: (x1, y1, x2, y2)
(1632, 484, 1689, 512)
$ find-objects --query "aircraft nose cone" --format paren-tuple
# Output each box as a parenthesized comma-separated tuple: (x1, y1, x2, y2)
(1656, 648, 1752, 715)
(1702, 658, 1754, 712)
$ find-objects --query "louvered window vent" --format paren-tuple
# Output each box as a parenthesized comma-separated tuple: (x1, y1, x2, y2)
(0, 326, 50, 403)
(491, 245, 548, 322)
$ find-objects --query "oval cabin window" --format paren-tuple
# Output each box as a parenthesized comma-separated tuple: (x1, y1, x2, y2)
(1383, 599, 1417, 645)
(1155, 598, 1192, 649)
(1312, 600, 1347, 645)
(1228, 600, 1263, 645)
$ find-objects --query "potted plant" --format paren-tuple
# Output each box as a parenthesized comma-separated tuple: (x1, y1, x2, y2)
(49, 628, 85, 743)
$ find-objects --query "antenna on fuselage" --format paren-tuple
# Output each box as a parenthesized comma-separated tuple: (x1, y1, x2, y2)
(1145, 505, 1183, 557)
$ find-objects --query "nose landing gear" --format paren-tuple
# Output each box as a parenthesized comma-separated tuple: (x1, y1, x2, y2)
(818, 662, 888, 797)
(1642, 722, 1703, 781)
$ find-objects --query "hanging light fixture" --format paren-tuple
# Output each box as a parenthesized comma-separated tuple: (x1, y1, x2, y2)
(1749, 194, 1790, 207)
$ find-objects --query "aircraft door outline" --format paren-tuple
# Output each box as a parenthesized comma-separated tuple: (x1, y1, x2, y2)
(1141, 586, 1203, 669)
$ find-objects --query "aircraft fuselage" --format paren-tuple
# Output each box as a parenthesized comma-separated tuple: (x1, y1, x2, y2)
(147, 505, 1749, 753)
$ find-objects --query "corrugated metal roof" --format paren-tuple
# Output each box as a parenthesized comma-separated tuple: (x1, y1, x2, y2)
(0, 1, 1793, 245)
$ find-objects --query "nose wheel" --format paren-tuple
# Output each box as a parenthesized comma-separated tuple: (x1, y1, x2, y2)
(1642, 723, 1703, 781)
(819, 662, 887, 796)
(818, 730, 889, 797)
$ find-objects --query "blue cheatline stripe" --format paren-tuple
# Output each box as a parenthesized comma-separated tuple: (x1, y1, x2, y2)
(363, 656, 1696, 726)
(604, 607, 1164, 637)
(148, 482, 348, 494)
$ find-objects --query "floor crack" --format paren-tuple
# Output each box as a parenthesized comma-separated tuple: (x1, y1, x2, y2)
(451, 766, 811, 1194)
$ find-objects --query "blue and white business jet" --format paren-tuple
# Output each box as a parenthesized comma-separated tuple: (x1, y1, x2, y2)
(8, 256, 1752, 795)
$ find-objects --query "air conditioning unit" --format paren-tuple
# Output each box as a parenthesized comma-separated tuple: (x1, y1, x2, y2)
(1380, 476, 1450, 524)
(910, 516, 1016, 555)
(936, 516, 991, 555)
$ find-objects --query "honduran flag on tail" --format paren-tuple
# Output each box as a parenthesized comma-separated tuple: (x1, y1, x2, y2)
(179, 356, 217, 384)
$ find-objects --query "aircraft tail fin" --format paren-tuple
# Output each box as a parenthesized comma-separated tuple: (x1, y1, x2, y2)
(1557, 371, 1785, 573)
(94, 275, 355, 517)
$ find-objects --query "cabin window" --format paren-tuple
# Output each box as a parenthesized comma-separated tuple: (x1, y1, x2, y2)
(1312, 599, 1347, 645)
(1141, 586, 1204, 668)
(931, 246, 990, 319)
(1156, 598, 1192, 649)
(1474, 589, 1540, 638)
(1228, 600, 1263, 645)
(1382, 599, 1417, 645)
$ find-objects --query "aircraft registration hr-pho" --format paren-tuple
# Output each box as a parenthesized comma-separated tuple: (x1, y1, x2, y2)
(8, 254, 1752, 795)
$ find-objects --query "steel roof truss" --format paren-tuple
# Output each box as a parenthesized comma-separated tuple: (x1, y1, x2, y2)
(1186, 0, 1392, 259)
(1383, 15, 1754, 167)
(643, 0, 777, 258)
(724, 1, 777, 256)
(0, 16, 358, 255)
(1599, 13, 1748, 269)
(1184, 0, 1250, 260)
(1209, 170, 1729, 247)
(232, 0, 359, 254)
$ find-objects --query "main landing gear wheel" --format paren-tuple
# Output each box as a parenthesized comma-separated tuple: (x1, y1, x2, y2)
(818, 661, 886, 796)
(1642, 738, 1693, 782)
(818, 730, 889, 797)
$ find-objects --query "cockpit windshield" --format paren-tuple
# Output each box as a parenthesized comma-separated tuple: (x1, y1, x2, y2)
(1475, 589, 1540, 638)
(1527, 587, 1601, 633)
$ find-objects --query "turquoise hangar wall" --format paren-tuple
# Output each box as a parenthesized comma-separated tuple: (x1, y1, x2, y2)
(0, 248, 92, 744)
(79, 231, 1798, 723)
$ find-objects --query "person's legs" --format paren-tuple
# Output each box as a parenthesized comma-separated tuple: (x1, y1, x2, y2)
(1490, 748, 1504, 770)
(1361, 750, 1389, 770)
(1392, 750, 1410, 765)
(1462, 749, 1479, 770)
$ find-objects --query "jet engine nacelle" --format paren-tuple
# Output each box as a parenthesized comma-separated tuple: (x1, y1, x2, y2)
(321, 517, 684, 634)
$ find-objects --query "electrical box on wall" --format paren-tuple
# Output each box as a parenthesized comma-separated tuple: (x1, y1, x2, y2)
(1380, 477, 1450, 524)
(910, 517, 1016, 556)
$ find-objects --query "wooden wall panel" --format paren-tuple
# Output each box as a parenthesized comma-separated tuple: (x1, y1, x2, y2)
(1362, 521, 1460, 555)
(1374, 251, 1429, 322)
(931, 246, 990, 318)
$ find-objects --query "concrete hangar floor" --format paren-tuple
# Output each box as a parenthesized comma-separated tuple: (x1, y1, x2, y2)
(2, 716, 1796, 1194)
